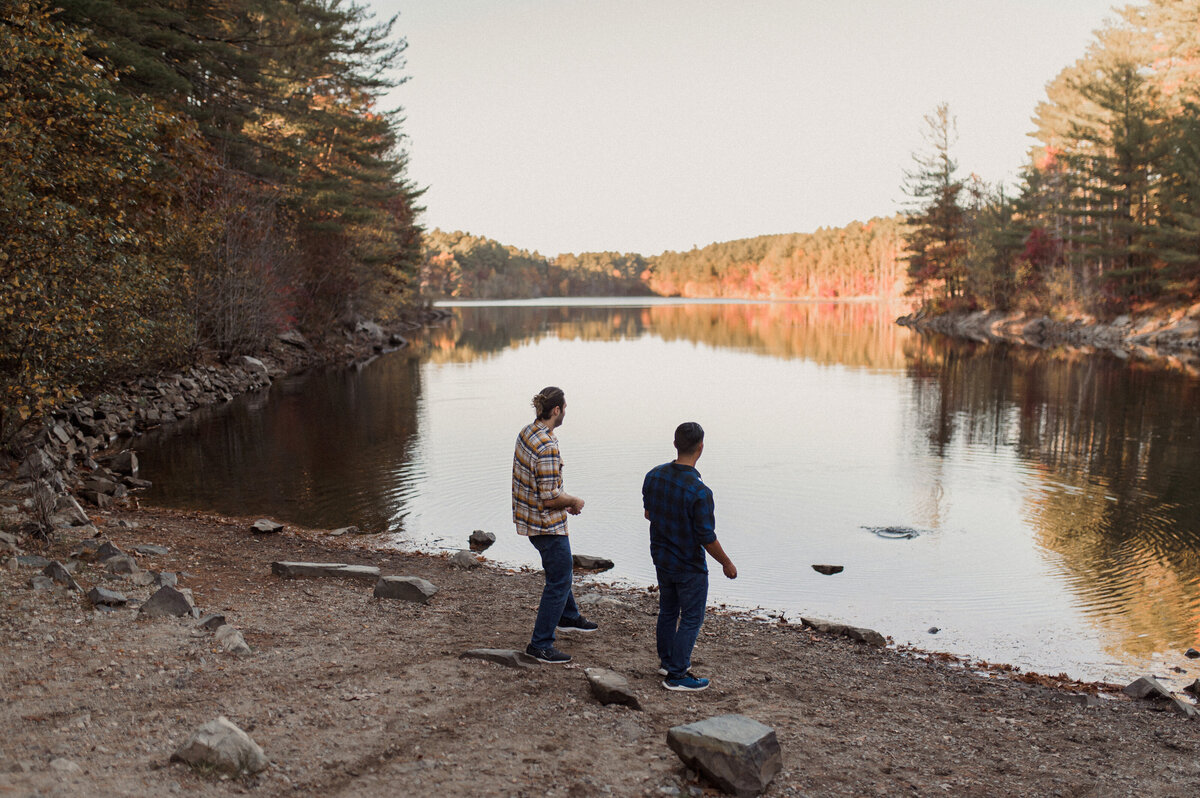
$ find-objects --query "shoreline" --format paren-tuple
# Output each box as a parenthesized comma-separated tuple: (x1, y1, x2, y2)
(4, 504, 1199, 796)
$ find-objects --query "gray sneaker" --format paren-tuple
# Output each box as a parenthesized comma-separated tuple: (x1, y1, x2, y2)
(526, 644, 571, 664)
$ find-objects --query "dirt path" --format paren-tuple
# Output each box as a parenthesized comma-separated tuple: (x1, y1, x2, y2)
(3, 506, 1199, 797)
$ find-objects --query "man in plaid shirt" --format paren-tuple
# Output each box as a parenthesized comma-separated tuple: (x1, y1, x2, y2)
(643, 421, 737, 692)
(513, 386, 596, 664)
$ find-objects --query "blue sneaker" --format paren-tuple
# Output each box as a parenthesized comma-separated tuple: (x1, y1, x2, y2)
(663, 675, 710, 692)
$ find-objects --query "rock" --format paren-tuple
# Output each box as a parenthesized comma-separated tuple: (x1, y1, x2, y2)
(388, 333, 408, 347)
(460, 648, 538, 669)
(270, 562, 380, 582)
(198, 613, 227, 631)
(1186, 648, 1200, 659)
(95, 541, 125, 561)
(29, 575, 55, 591)
(0, 531, 18, 553)
(811, 564, 843, 575)
(585, 667, 641, 710)
(50, 494, 90, 527)
(239, 356, 269, 376)
(1060, 693, 1106, 708)
(16, 554, 52, 569)
(1123, 676, 1174, 701)
(1168, 697, 1198, 718)
(572, 554, 614, 571)
(355, 320, 384, 340)
(42, 561, 82, 591)
(88, 586, 128, 606)
(171, 716, 268, 775)
(251, 518, 284, 534)
(374, 575, 437, 603)
(129, 571, 156, 587)
(109, 451, 139, 475)
(215, 624, 251, 655)
(49, 757, 82, 775)
(132, 544, 169, 556)
(79, 489, 112, 509)
(666, 714, 782, 797)
(450, 550, 480, 569)
(578, 593, 633, 609)
(799, 617, 886, 648)
(278, 329, 310, 349)
(139, 585, 194, 618)
(105, 555, 139, 575)
(328, 526, 360, 536)
(468, 529, 496, 552)
(82, 477, 118, 496)
(153, 571, 179, 588)
(1185, 679, 1200, 698)
(928, 627, 940, 634)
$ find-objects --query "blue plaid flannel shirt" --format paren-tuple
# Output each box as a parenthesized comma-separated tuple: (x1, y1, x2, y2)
(642, 462, 717, 574)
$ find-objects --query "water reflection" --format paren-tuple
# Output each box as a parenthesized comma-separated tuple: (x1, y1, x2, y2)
(905, 335, 1200, 666)
(135, 300, 1200, 681)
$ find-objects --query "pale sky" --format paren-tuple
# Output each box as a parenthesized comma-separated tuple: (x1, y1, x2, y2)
(373, 0, 1119, 257)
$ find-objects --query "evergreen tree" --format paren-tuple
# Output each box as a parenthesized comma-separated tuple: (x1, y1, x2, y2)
(903, 103, 968, 305)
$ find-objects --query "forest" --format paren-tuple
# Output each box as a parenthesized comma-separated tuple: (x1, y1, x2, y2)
(904, 0, 1200, 316)
(419, 217, 906, 301)
(1, 0, 423, 439)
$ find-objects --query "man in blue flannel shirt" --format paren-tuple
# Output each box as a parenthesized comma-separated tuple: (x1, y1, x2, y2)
(642, 421, 737, 692)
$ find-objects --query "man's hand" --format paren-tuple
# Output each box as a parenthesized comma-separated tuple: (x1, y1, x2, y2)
(567, 497, 585, 515)
(722, 561, 737, 580)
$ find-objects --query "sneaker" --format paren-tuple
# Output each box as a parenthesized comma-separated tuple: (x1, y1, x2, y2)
(555, 616, 599, 634)
(525, 644, 572, 664)
(663, 675, 710, 692)
(658, 666, 696, 677)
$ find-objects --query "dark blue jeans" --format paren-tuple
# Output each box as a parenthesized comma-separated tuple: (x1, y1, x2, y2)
(656, 567, 709, 679)
(528, 534, 583, 649)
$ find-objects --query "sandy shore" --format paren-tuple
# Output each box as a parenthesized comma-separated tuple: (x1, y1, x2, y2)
(3, 505, 1200, 797)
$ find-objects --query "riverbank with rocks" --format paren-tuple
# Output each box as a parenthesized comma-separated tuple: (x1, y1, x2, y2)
(897, 306, 1200, 374)
(4, 506, 1200, 796)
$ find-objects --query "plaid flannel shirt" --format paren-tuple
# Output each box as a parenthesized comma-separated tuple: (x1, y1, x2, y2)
(642, 461, 717, 574)
(512, 420, 568, 536)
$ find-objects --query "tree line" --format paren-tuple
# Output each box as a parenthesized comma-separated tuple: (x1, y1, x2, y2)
(905, 0, 1200, 316)
(1, 0, 422, 441)
(419, 217, 906, 301)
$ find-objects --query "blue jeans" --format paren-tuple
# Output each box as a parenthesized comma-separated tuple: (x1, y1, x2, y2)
(528, 534, 583, 649)
(656, 567, 709, 679)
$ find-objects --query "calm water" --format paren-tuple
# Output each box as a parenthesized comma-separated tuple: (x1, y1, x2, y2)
(137, 299, 1200, 684)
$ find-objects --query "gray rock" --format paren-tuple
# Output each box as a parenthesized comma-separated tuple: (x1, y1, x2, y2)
(132, 544, 169, 556)
(460, 648, 538, 669)
(799, 617, 887, 648)
(811, 564, 844, 575)
(1123, 676, 1174, 701)
(129, 571, 157, 587)
(215, 624, 251, 655)
(0, 531, 17, 553)
(42, 561, 81, 591)
(578, 593, 633, 609)
(95, 541, 125, 561)
(355, 320, 384, 340)
(1186, 679, 1200, 698)
(270, 561, 380, 581)
(572, 554, 614, 571)
(585, 667, 641, 710)
(49, 757, 82, 775)
(1169, 697, 1198, 718)
(110, 450, 139, 477)
(29, 575, 55, 591)
(468, 529, 496, 552)
(139, 585, 194, 618)
(328, 526, 360, 536)
(88, 586, 128, 606)
(153, 571, 179, 588)
(50, 494, 90, 526)
(82, 477, 118, 496)
(16, 554, 52, 569)
(278, 329, 310, 349)
(105, 555, 139, 575)
(239, 356, 269, 376)
(450, 550, 481, 570)
(667, 714, 782, 798)
(374, 575, 437, 603)
(171, 716, 268, 775)
(79, 489, 112, 509)
(251, 518, 284, 534)
(198, 613, 227, 631)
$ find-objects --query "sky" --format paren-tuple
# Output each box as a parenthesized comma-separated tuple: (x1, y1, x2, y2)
(371, 0, 1121, 257)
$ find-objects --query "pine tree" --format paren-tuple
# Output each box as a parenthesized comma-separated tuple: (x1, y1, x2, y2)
(903, 104, 968, 305)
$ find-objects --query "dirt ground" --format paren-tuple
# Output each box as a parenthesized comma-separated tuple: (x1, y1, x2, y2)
(3, 506, 1200, 797)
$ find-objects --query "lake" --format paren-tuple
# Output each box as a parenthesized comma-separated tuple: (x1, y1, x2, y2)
(136, 299, 1200, 685)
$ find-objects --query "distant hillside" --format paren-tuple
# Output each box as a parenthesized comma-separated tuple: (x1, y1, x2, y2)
(418, 216, 906, 300)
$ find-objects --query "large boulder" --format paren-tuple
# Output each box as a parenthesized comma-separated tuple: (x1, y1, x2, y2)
(171, 716, 268, 775)
(374, 576, 437, 603)
(139, 586, 195, 618)
(666, 714, 782, 797)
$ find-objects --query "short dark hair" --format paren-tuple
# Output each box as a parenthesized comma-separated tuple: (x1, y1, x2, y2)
(532, 386, 565, 420)
(673, 422, 704, 454)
